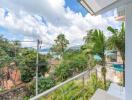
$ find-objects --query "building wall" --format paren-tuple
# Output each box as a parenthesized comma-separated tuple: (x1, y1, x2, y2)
(126, 2, 132, 100)
(117, 52, 123, 64)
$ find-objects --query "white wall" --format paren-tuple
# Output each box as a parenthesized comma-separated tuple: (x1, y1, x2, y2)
(125, 2, 132, 100)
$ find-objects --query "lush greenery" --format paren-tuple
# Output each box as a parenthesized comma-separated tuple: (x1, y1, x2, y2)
(19, 48, 48, 83)
(26, 77, 55, 96)
(51, 34, 69, 57)
(0, 36, 19, 68)
(0, 22, 125, 99)
(82, 29, 107, 90)
(0, 36, 48, 85)
(42, 74, 111, 100)
(54, 49, 88, 81)
(107, 23, 125, 86)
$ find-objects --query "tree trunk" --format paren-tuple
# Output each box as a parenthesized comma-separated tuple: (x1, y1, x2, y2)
(95, 69, 98, 90)
(104, 74, 106, 90)
(102, 53, 107, 90)
(102, 66, 107, 90)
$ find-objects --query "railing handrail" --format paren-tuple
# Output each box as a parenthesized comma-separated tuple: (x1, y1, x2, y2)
(30, 69, 91, 100)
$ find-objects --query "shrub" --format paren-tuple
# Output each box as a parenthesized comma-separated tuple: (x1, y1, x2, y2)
(21, 66, 34, 83)
(54, 53, 87, 81)
(43, 74, 111, 100)
(19, 49, 48, 83)
(38, 77, 55, 93)
(26, 77, 55, 96)
(54, 63, 73, 81)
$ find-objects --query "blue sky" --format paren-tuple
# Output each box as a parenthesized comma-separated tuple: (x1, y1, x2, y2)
(64, 0, 87, 16)
(0, 26, 24, 40)
(0, 0, 87, 41)
(0, 0, 120, 47)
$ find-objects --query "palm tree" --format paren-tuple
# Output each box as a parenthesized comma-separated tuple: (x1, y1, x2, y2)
(51, 34, 69, 58)
(107, 22, 125, 86)
(83, 29, 107, 90)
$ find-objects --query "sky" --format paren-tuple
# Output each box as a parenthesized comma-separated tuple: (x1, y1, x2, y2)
(0, 0, 121, 48)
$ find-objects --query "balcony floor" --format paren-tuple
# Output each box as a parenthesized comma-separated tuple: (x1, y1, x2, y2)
(107, 83, 125, 100)
(90, 89, 122, 100)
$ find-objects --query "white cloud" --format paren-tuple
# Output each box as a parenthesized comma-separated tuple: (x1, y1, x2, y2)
(0, 0, 67, 26)
(0, 0, 120, 48)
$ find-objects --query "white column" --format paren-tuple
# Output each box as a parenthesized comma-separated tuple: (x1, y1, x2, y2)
(125, 2, 132, 100)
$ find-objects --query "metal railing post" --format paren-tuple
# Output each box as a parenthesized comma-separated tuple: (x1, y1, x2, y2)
(95, 68, 98, 90)
(83, 75, 85, 87)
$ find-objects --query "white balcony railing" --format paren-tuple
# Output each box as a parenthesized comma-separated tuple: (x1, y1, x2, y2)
(30, 68, 97, 100)
(30, 66, 123, 100)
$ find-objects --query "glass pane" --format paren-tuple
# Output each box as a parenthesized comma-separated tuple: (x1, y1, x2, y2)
(86, 0, 118, 13)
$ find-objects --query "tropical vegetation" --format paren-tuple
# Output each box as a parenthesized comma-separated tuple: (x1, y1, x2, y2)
(51, 34, 69, 58)
(0, 22, 125, 100)
(0, 36, 48, 90)
(82, 29, 107, 90)
(42, 74, 111, 100)
(107, 22, 125, 86)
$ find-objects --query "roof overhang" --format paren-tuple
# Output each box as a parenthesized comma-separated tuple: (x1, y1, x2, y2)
(78, 0, 131, 15)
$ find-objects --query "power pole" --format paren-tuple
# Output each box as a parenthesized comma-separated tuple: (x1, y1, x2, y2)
(36, 39, 42, 96)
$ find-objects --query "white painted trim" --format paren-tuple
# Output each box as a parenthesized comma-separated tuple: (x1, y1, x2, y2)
(125, 2, 132, 100)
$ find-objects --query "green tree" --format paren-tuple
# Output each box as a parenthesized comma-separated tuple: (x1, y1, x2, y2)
(54, 49, 87, 81)
(0, 48, 11, 67)
(0, 36, 21, 62)
(19, 48, 48, 83)
(107, 22, 125, 86)
(0, 36, 49, 85)
(81, 30, 97, 70)
(21, 65, 34, 83)
(83, 29, 107, 90)
(0, 36, 13, 72)
(12, 40, 21, 57)
(0, 38, 12, 88)
(51, 34, 69, 58)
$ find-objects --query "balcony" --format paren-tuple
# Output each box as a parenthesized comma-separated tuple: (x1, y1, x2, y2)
(91, 89, 122, 100)
(30, 64, 125, 100)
